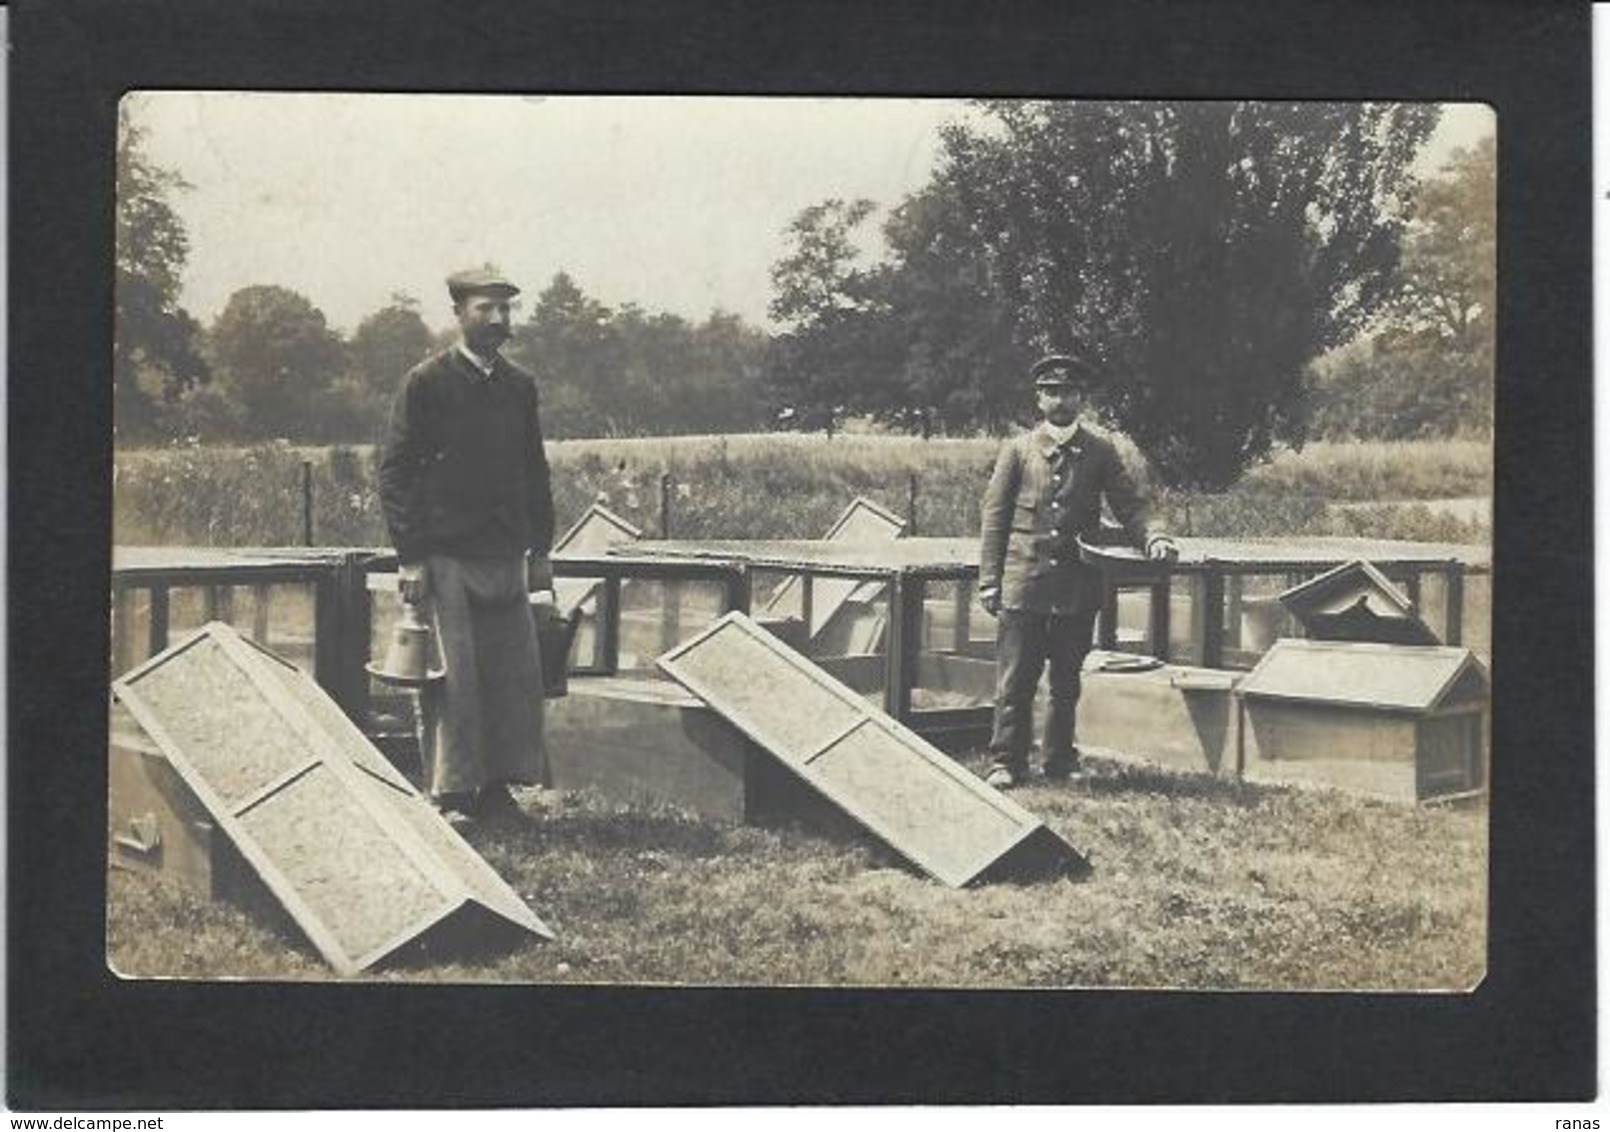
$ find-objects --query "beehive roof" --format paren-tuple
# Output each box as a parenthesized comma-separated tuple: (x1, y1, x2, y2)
(659, 611, 1082, 887)
(111, 623, 552, 975)
(1278, 559, 1440, 646)
(1238, 639, 1487, 712)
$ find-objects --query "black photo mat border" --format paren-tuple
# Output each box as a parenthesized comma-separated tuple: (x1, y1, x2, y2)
(7, 0, 1593, 1109)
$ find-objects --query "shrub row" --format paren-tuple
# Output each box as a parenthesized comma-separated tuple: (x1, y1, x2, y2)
(112, 434, 1492, 548)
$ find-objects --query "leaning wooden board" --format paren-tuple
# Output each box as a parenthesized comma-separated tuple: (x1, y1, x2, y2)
(112, 622, 552, 975)
(658, 611, 1082, 887)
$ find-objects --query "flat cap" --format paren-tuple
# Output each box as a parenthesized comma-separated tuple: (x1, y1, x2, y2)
(446, 266, 520, 301)
(1031, 353, 1094, 386)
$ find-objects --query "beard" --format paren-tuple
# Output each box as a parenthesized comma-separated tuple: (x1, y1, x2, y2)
(468, 325, 509, 353)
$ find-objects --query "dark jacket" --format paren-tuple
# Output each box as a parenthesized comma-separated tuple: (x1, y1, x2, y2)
(978, 421, 1163, 613)
(379, 348, 555, 564)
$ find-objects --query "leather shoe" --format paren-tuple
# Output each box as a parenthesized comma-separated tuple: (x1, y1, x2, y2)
(984, 762, 1020, 790)
(475, 783, 522, 819)
(431, 793, 477, 830)
(1042, 751, 1085, 781)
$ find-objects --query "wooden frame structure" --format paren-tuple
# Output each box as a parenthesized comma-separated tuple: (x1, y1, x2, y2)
(111, 536, 1489, 751)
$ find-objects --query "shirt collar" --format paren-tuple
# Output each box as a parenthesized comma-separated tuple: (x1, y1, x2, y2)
(1036, 418, 1086, 458)
(456, 341, 500, 379)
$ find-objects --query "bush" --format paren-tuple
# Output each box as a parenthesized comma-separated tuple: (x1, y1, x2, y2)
(112, 434, 1491, 548)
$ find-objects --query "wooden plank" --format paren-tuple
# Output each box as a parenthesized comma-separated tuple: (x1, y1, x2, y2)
(119, 627, 458, 970)
(659, 612, 1077, 887)
(1200, 572, 1226, 669)
(111, 584, 138, 676)
(149, 586, 170, 656)
(883, 573, 921, 720)
(237, 633, 551, 936)
(1148, 581, 1171, 658)
(600, 576, 622, 674)
(114, 677, 373, 975)
(1444, 566, 1466, 646)
(113, 623, 552, 974)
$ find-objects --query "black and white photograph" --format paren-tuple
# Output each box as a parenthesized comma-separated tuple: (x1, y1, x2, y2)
(106, 92, 1496, 991)
(9, 0, 1594, 1116)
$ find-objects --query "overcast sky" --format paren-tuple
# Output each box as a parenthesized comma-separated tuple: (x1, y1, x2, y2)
(127, 93, 1493, 336)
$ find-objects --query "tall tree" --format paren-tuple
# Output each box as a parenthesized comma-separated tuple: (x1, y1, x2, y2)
(347, 294, 436, 438)
(764, 199, 893, 436)
(683, 310, 771, 433)
(873, 183, 1038, 435)
(207, 285, 348, 440)
(940, 101, 1439, 488)
(507, 272, 624, 437)
(114, 115, 209, 441)
(1309, 137, 1495, 439)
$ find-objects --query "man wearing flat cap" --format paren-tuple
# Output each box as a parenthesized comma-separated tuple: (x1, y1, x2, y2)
(977, 352, 1176, 789)
(379, 266, 556, 825)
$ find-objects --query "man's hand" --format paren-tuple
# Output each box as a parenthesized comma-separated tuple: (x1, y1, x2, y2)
(979, 587, 1002, 617)
(527, 554, 555, 594)
(398, 562, 428, 605)
(1146, 535, 1179, 563)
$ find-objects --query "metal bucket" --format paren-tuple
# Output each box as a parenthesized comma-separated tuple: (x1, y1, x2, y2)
(533, 601, 582, 698)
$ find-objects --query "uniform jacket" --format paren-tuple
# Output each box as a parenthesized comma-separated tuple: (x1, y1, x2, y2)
(379, 348, 555, 564)
(978, 420, 1164, 613)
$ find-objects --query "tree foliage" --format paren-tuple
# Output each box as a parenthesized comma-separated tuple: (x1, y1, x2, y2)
(938, 101, 1439, 488)
(508, 272, 627, 436)
(206, 285, 349, 440)
(872, 183, 1038, 435)
(114, 117, 210, 440)
(347, 295, 435, 439)
(764, 103, 1438, 484)
(507, 273, 771, 438)
(1309, 137, 1495, 439)
(764, 199, 895, 436)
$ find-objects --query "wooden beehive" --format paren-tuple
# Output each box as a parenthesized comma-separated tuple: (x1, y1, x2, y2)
(659, 612, 1086, 886)
(544, 675, 820, 823)
(107, 700, 246, 897)
(1237, 639, 1488, 802)
(1076, 661, 1239, 777)
(1278, 559, 1441, 646)
(111, 622, 553, 975)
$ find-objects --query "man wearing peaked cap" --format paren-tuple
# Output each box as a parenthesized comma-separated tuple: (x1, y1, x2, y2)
(379, 266, 556, 826)
(976, 351, 1177, 790)
(446, 265, 521, 302)
(1030, 352, 1094, 385)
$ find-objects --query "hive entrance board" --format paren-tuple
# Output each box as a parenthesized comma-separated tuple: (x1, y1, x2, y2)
(658, 612, 1083, 887)
(762, 497, 906, 638)
(111, 622, 552, 975)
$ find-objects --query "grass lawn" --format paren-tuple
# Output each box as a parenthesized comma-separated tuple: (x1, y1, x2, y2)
(107, 749, 1487, 991)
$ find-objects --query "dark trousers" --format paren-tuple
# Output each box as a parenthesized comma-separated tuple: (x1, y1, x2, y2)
(989, 607, 1098, 769)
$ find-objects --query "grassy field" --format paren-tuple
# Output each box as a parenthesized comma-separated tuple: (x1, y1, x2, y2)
(107, 750, 1487, 990)
(112, 433, 1493, 548)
